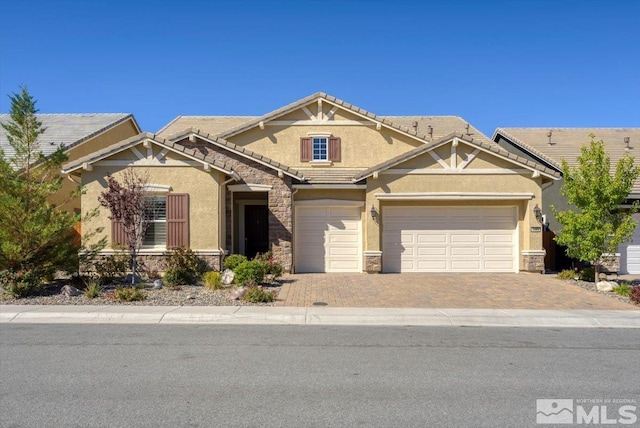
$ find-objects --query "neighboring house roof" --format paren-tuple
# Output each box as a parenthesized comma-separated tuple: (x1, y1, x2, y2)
(167, 128, 306, 181)
(494, 128, 640, 196)
(0, 113, 140, 161)
(62, 132, 238, 179)
(354, 132, 561, 182)
(156, 93, 496, 148)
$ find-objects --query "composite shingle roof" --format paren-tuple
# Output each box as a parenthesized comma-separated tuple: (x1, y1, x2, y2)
(0, 113, 138, 162)
(495, 128, 640, 195)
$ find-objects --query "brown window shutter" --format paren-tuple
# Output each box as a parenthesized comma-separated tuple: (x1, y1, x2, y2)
(300, 137, 312, 162)
(329, 137, 341, 162)
(111, 220, 126, 247)
(167, 194, 189, 248)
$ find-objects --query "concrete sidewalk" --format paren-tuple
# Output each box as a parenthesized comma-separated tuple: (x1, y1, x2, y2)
(1, 305, 639, 328)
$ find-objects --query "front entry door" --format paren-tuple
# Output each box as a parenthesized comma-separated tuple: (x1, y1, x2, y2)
(244, 205, 269, 259)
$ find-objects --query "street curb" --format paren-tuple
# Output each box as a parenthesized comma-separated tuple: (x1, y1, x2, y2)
(1, 305, 639, 327)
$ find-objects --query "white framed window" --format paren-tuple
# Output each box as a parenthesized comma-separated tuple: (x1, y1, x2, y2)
(312, 137, 328, 161)
(143, 196, 167, 247)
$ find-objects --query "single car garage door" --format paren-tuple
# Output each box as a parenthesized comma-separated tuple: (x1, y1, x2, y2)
(383, 206, 517, 272)
(295, 205, 362, 273)
(620, 214, 640, 274)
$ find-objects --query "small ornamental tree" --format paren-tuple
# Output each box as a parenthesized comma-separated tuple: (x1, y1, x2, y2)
(553, 135, 639, 280)
(98, 169, 151, 284)
(0, 86, 80, 294)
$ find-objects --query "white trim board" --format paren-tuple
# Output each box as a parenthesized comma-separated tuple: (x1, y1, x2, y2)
(375, 192, 535, 201)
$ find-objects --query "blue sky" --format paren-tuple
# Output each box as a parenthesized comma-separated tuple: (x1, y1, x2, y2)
(0, 0, 638, 137)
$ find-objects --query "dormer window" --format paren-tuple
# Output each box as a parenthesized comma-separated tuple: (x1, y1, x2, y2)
(300, 133, 341, 163)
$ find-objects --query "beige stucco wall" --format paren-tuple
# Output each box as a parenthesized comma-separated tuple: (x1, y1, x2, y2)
(81, 158, 224, 251)
(226, 122, 424, 169)
(293, 189, 365, 201)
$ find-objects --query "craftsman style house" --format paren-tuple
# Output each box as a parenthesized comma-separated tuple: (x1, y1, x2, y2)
(63, 93, 559, 273)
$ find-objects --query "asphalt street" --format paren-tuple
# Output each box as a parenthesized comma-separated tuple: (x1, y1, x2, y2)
(1, 325, 638, 427)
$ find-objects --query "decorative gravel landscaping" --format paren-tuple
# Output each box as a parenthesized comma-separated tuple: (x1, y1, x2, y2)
(0, 281, 282, 306)
(565, 278, 639, 306)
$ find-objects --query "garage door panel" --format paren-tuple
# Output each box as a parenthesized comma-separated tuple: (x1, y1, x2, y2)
(484, 247, 514, 256)
(328, 233, 359, 244)
(329, 246, 360, 256)
(401, 234, 416, 244)
(451, 247, 481, 256)
(484, 260, 515, 270)
(383, 206, 517, 273)
(451, 234, 481, 243)
(417, 233, 447, 243)
(418, 247, 447, 256)
(417, 259, 448, 270)
(451, 259, 481, 270)
(484, 234, 514, 243)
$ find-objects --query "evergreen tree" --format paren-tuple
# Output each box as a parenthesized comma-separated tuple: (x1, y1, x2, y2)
(0, 86, 79, 296)
(553, 135, 639, 280)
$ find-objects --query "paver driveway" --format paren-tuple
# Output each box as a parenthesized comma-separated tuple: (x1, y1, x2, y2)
(275, 273, 639, 310)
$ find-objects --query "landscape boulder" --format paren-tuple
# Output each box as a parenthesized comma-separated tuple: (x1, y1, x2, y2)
(596, 281, 615, 292)
(60, 285, 82, 296)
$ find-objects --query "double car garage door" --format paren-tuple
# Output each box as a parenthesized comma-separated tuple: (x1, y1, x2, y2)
(295, 204, 517, 273)
(382, 206, 518, 273)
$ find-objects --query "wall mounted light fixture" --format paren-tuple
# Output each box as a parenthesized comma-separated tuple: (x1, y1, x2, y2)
(370, 204, 378, 220)
(533, 204, 543, 224)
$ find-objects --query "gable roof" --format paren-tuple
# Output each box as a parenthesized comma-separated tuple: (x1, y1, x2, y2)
(163, 128, 306, 181)
(0, 113, 140, 161)
(494, 128, 640, 195)
(156, 93, 496, 148)
(354, 132, 561, 182)
(62, 132, 237, 179)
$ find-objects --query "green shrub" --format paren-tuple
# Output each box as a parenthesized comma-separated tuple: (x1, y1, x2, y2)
(223, 254, 247, 271)
(234, 260, 266, 285)
(0, 269, 44, 298)
(557, 269, 576, 280)
(114, 286, 146, 302)
(84, 280, 102, 299)
(241, 285, 275, 303)
(630, 287, 640, 305)
(93, 252, 128, 284)
(203, 271, 223, 290)
(163, 247, 208, 286)
(253, 252, 284, 282)
(578, 267, 595, 282)
(612, 283, 632, 297)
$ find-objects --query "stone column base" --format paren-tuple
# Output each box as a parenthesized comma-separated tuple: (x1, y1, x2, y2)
(521, 250, 545, 273)
(364, 251, 382, 273)
(598, 254, 620, 274)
